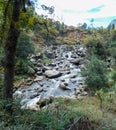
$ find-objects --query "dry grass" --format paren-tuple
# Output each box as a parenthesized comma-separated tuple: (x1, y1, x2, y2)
(62, 96, 116, 130)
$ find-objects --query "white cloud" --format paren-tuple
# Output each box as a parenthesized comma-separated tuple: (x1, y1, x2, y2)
(36, 0, 116, 27)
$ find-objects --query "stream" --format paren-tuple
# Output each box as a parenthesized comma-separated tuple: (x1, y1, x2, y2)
(14, 44, 87, 110)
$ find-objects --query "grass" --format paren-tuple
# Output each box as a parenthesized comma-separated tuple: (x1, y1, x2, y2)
(0, 94, 115, 130)
(62, 96, 116, 130)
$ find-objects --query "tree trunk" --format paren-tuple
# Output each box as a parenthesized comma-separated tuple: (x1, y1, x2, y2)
(3, 0, 20, 99)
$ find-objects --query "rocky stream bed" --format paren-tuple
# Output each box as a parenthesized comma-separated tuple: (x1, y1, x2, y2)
(14, 44, 87, 110)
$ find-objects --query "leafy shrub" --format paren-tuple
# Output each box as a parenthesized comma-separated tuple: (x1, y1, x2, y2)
(82, 56, 108, 92)
(108, 41, 116, 61)
(111, 29, 116, 41)
(15, 59, 34, 74)
(0, 67, 4, 98)
(34, 104, 83, 130)
(0, 99, 34, 130)
(15, 32, 35, 74)
(0, 99, 84, 130)
(84, 34, 108, 59)
(16, 32, 35, 59)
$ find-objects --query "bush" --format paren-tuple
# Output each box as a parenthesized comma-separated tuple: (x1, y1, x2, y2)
(16, 32, 35, 59)
(108, 41, 116, 61)
(0, 99, 84, 130)
(84, 34, 108, 59)
(15, 32, 35, 74)
(15, 59, 34, 74)
(82, 56, 108, 92)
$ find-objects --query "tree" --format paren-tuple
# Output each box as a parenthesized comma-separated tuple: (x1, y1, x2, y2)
(81, 22, 87, 30)
(2, 0, 32, 99)
(84, 33, 108, 59)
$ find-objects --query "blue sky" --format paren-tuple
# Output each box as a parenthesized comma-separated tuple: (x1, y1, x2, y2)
(35, 0, 116, 27)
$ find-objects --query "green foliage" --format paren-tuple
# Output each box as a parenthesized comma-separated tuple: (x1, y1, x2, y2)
(15, 59, 34, 74)
(111, 71, 116, 84)
(95, 89, 105, 109)
(0, 96, 115, 130)
(15, 32, 35, 74)
(34, 102, 83, 130)
(82, 56, 108, 92)
(84, 34, 108, 59)
(111, 29, 116, 41)
(0, 99, 83, 130)
(108, 41, 116, 61)
(108, 71, 116, 92)
(0, 99, 34, 130)
(16, 32, 34, 59)
(65, 44, 74, 50)
(0, 73, 3, 97)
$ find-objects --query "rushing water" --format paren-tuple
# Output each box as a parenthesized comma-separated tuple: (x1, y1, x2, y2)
(14, 45, 86, 109)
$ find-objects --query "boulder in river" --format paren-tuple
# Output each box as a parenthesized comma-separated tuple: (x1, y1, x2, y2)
(59, 83, 71, 91)
(70, 58, 83, 66)
(45, 70, 62, 78)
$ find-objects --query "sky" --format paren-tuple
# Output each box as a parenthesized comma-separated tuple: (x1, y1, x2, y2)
(35, 0, 116, 27)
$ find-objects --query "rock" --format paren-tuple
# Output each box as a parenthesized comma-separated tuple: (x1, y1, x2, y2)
(34, 76, 44, 82)
(74, 88, 81, 95)
(48, 63, 56, 67)
(30, 58, 36, 64)
(59, 83, 71, 90)
(44, 50, 56, 59)
(35, 53, 43, 59)
(13, 90, 22, 99)
(81, 91, 88, 96)
(70, 58, 83, 66)
(37, 96, 54, 108)
(37, 71, 43, 75)
(43, 66, 52, 71)
(61, 73, 77, 79)
(30, 53, 43, 59)
(27, 66, 35, 75)
(22, 96, 41, 110)
(52, 46, 57, 50)
(30, 93, 39, 99)
(36, 63, 43, 67)
(34, 87, 43, 93)
(45, 70, 62, 78)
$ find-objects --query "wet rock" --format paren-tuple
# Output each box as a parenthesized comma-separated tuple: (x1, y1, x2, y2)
(30, 93, 39, 99)
(13, 90, 22, 99)
(34, 76, 44, 82)
(81, 91, 88, 96)
(35, 53, 43, 59)
(21, 96, 41, 110)
(31, 86, 43, 93)
(36, 71, 43, 75)
(45, 70, 62, 78)
(70, 58, 83, 66)
(44, 50, 56, 59)
(30, 53, 43, 60)
(43, 66, 52, 71)
(59, 83, 71, 91)
(30, 58, 36, 64)
(48, 63, 56, 67)
(36, 63, 43, 67)
(37, 96, 54, 108)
